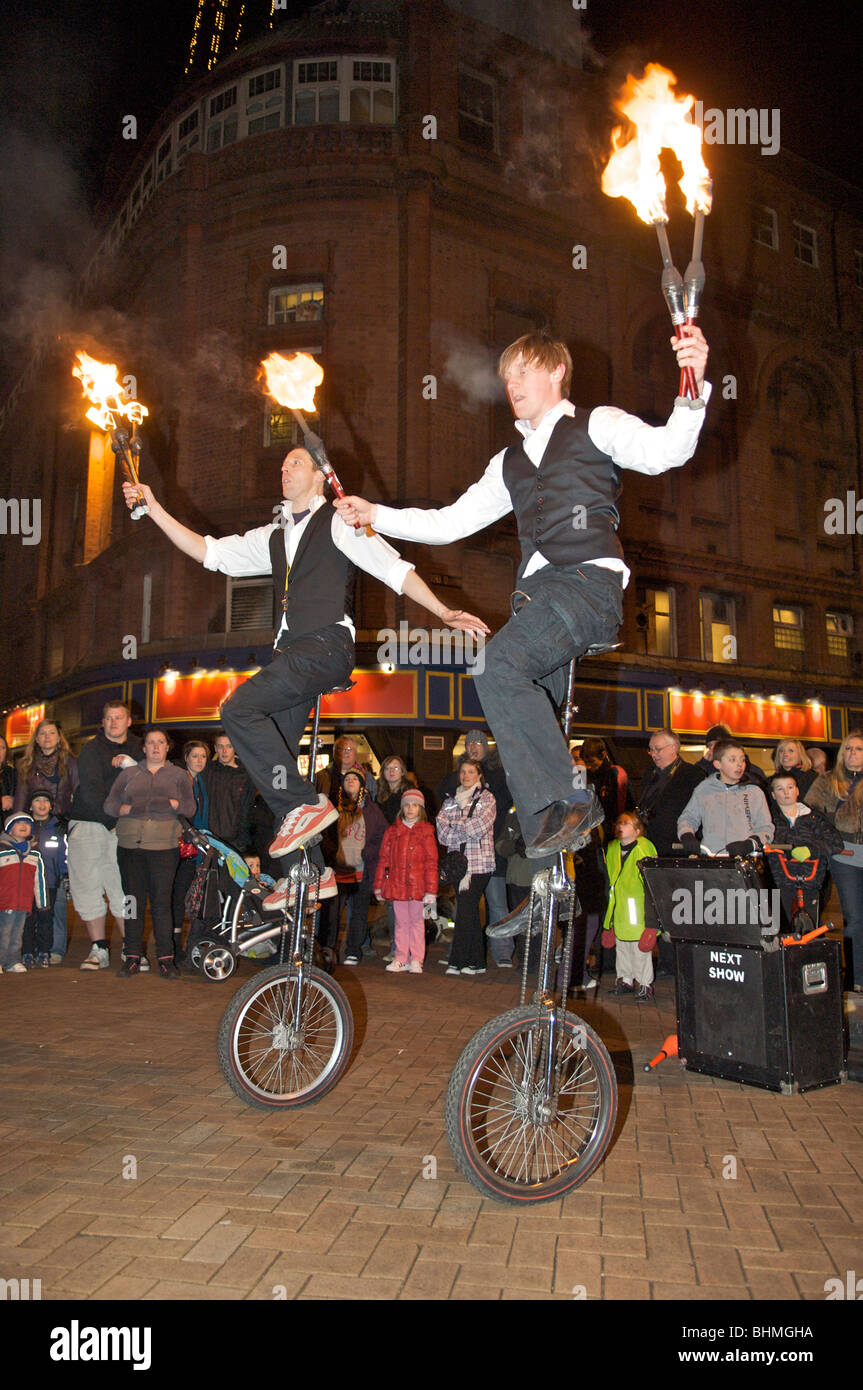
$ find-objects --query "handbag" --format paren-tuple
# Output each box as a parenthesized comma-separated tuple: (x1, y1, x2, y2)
(438, 790, 480, 887)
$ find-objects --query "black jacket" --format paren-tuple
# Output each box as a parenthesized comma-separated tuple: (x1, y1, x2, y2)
(636, 758, 706, 856)
(69, 730, 143, 829)
(200, 760, 255, 852)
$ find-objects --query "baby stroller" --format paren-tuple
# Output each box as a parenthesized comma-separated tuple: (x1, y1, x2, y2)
(180, 819, 296, 981)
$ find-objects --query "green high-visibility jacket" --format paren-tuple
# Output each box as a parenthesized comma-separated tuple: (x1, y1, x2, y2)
(602, 836, 656, 941)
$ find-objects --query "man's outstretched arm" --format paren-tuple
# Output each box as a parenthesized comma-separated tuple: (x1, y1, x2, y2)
(334, 454, 513, 542)
(121, 482, 207, 563)
(400, 568, 490, 639)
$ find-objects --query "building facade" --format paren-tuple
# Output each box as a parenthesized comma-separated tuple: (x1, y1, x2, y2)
(1, 0, 862, 787)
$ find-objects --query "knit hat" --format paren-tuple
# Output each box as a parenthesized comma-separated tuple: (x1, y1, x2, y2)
(705, 724, 732, 745)
(401, 788, 425, 808)
(28, 789, 54, 812)
(4, 813, 34, 835)
(464, 729, 488, 751)
(343, 764, 367, 782)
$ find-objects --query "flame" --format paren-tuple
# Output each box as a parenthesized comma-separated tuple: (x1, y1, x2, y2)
(260, 351, 323, 412)
(72, 351, 148, 431)
(601, 64, 712, 224)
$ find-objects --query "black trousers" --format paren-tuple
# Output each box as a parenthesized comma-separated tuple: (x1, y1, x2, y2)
(118, 847, 179, 958)
(172, 854, 199, 940)
(473, 565, 623, 846)
(22, 906, 53, 956)
(221, 625, 354, 824)
(449, 873, 491, 970)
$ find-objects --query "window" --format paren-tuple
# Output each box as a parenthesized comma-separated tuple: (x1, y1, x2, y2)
(293, 56, 396, 125)
(773, 604, 805, 664)
(264, 411, 306, 449)
(268, 284, 324, 325)
(752, 204, 778, 250)
(350, 59, 394, 124)
(793, 221, 819, 267)
(640, 586, 677, 657)
(178, 110, 199, 140)
(207, 114, 238, 150)
(249, 69, 281, 97)
(458, 68, 498, 153)
(855, 249, 863, 291)
(826, 611, 853, 659)
(700, 592, 737, 663)
(209, 86, 237, 117)
(295, 59, 340, 124)
(227, 578, 276, 632)
(155, 134, 172, 184)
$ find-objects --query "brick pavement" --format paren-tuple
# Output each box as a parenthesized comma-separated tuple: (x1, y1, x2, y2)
(1, 924, 862, 1302)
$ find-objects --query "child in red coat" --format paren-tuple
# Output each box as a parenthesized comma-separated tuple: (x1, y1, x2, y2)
(374, 789, 439, 974)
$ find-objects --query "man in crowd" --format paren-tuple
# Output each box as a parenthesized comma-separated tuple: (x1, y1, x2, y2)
(123, 451, 486, 874)
(200, 732, 255, 853)
(67, 701, 142, 971)
(637, 728, 706, 976)
(336, 326, 710, 862)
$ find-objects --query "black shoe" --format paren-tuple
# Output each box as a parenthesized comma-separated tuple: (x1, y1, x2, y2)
(157, 957, 180, 980)
(610, 979, 634, 997)
(117, 956, 141, 977)
(486, 895, 533, 940)
(526, 791, 604, 858)
(635, 984, 655, 1001)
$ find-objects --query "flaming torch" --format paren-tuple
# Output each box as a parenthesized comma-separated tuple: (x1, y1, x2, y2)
(260, 351, 370, 532)
(601, 64, 713, 402)
(72, 352, 150, 518)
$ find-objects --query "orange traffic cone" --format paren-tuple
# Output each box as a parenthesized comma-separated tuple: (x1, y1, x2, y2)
(644, 1034, 678, 1072)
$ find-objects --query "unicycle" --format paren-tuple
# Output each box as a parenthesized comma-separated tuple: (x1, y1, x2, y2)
(216, 684, 355, 1109)
(445, 653, 618, 1202)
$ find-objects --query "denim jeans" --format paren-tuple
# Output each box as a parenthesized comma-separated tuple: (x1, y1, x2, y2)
(473, 565, 623, 846)
(0, 910, 26, 968)
(53, 886, 67, 957)
(830, 858, 863, 989)
(484, 874, 513, 963)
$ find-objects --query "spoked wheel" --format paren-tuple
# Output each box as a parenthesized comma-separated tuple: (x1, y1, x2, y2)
(446, 1006, 617, 1204)
(217, 963, 354, 1109)
(189, 937, 216, 971)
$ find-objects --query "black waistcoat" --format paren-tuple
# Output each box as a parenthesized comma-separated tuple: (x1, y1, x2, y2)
(268, 503, 356, 650)
(502, 413, 622, 580)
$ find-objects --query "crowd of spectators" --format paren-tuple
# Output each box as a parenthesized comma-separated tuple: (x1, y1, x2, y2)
(1, 705, 860, 995)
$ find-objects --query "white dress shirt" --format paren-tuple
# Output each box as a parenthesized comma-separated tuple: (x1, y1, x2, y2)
(203, 494, 414, 645)
(374, 388, 712, 587)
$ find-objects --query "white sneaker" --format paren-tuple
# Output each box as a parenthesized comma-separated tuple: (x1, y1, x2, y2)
(263, 866, 337, 910)
(5, 962, 27, 974)
(49, 953, 63, 965)
(385, 960, 409, 973)
(461, 966, 486, 975)
(407, 960, 423, 974)
(80, 946, 110, 971)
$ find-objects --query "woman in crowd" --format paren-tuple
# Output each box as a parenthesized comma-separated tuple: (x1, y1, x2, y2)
(321, 766, 386, 965)
(805, 730, 863, 992)
(772, 739, 817, 800)
(376, 755, 415, 825)
(171, 739, 211, 961)
(13, 719, 78, 816)
(436, 758, 496, 976)
(104, 728, 196, 979)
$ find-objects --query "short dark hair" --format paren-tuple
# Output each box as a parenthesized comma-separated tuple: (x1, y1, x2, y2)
(712, 739, 744, 761)
(102, 700, 131, 717)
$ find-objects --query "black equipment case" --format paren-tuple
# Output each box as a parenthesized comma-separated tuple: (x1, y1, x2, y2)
(640, 856, 846, 1094)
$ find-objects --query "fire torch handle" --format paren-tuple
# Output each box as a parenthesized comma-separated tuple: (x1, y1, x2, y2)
(111, 431, 149, 520)
(291, 411, 373, 535)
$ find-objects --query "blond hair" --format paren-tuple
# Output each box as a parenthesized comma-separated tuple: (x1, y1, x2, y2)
(498, 332, 573, 397)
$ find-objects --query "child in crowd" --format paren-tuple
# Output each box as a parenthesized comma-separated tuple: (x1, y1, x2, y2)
(22, 791, 67, 967)
(677, 740, 774, 857)
(0, 813, 48, 974)
(375, 789, 439, 974)
(602, 811, 657, 1001)
(242, 852, 279, 958)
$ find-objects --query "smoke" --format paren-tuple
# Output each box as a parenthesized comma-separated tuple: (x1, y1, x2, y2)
(0, 125, 96, 375)
(440, 330, 504, 411)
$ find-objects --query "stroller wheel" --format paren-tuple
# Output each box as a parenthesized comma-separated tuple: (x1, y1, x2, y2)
(189, 938, 217, 972)
(201, 945, 237, 982)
